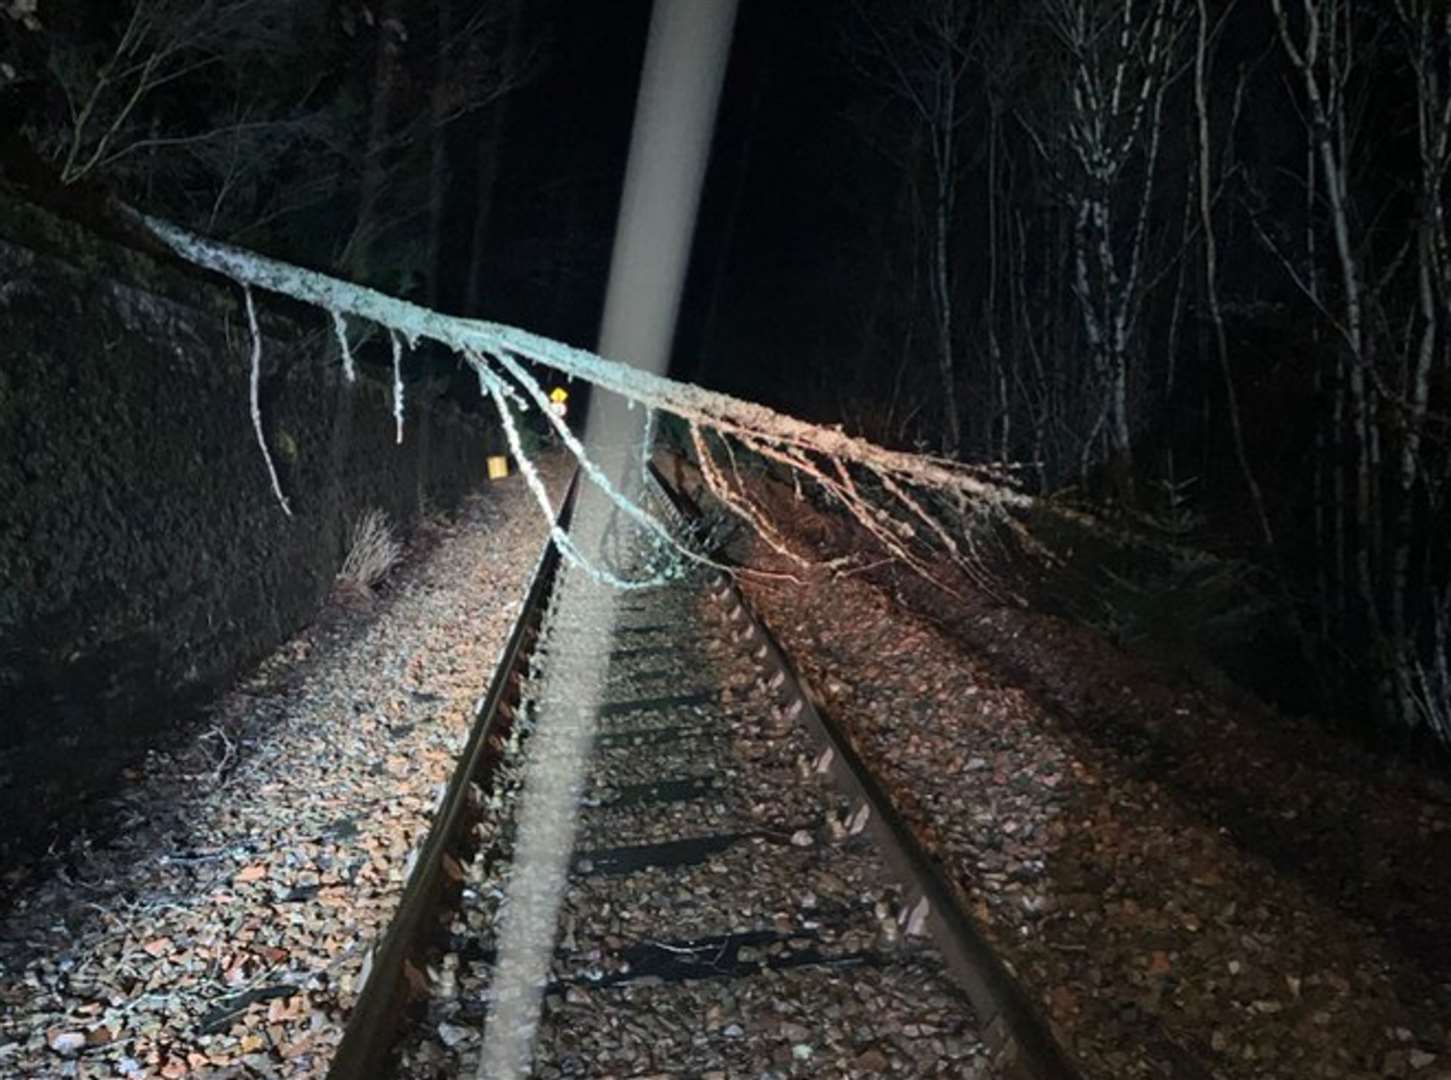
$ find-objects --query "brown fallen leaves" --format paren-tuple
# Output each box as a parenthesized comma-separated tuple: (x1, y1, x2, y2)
(729, 492, 1451, 1080)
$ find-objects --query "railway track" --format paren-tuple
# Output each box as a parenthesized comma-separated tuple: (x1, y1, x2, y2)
(329, 465, 1078, 1078)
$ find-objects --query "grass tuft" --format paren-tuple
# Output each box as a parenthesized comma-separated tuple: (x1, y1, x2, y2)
(337, 507, 402, 591)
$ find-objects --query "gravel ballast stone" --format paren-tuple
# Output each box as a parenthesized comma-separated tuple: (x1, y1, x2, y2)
(0, 463, 565, 1079)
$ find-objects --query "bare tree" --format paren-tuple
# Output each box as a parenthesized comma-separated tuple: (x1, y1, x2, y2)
(8, 0, 335, 250)
(463, 0, 531, 314)
(1193, 0, 1272, 546)
(19, 0, 530, 296)
(1266, 0, 1451, 738)
(1389, 0, 1451, 738)
(47, 0, 233, 184)
(846, 0, 979, 458)
(29, 0, 331, 208)
(972, 2, 1074, 488)
(1021, 0, 1191, 502)
(1271, 0, 1380, 630)
(338, 0, 406, 283)
(340, 0, 531, 287)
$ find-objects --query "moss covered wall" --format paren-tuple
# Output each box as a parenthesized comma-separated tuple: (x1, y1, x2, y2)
(0, 197, 490, 849)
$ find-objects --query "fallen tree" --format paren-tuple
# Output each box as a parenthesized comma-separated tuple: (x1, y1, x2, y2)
(128, 208, 1039, 593)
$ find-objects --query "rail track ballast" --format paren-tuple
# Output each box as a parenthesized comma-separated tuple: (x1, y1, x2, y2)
(328, 465, 1078, 1079)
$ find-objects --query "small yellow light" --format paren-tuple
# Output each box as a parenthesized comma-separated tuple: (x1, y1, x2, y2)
(487, 455, 509, 480)
(549, 386, 568, 405)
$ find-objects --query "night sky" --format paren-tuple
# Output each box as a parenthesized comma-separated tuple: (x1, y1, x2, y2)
(474, 0, 865, 407)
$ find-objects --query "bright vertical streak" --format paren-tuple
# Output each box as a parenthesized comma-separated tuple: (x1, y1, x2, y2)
(477, 4, 738, 1077)
(598, 0, 739, 368)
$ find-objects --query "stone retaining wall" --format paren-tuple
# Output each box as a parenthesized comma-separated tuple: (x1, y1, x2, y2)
(0, 196, 491, 852)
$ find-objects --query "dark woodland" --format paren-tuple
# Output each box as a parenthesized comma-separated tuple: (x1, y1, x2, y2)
(3, 0, 1449, 760)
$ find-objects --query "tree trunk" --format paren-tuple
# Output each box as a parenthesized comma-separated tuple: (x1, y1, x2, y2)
(987, 107, 1010, 462)
(1195, 0, 1273, 547)
(343, 0, 402, 283)
(933, 162, 960, 457)
(424, 0, 454, 309)
(463, 0, 525, 315)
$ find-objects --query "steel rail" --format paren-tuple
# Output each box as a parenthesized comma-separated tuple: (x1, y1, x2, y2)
(646, 461, 1083, 1080)
(325, 469, 580, 1080)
